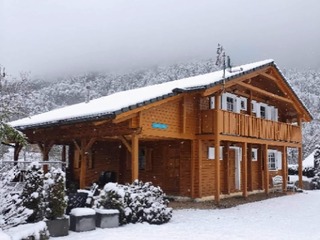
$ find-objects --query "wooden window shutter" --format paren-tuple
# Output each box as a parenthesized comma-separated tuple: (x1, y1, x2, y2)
(74, 148, 80, 169)
(221, 94, 227, 110)
(255, 102, 261, 118)
(266, 106, 272, 120)
(277, 151, 282, 170)
(235, 97, 241, 113)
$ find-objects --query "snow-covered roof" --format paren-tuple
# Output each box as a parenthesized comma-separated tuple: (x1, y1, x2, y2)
(9, 59, 309, 129)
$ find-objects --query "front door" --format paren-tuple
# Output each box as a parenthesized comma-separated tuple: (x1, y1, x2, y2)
(165, 146, 180, 194)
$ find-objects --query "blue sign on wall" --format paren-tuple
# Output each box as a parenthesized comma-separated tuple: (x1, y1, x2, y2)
(152, 122, 168, 129)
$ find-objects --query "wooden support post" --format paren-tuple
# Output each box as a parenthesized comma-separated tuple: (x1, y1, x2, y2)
(263, 144, 269, 195)
(79, 138, 96, 189)
(14, 143, 23, 165)
(198, 139, 202, 198)
(242, 142, 248, 198)
(214, 92, 221, 204)
(62, 145, 66, 162)
(247, 143, 253, 191)
(38, 141, 54, 173)
(224, 142, 230, 194)
(282, 146, 287, 192)
(131, 134, 139, 182)
(257, 145, 263, 189)
(298, 146, 303, 189)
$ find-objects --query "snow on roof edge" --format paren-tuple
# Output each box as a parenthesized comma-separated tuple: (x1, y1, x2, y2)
(10, 59, 278, 129)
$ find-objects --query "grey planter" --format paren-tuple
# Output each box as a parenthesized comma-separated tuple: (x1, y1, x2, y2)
(95, 209, 119, 228)
(69, 208, 96, 232)
(46, 218, 69, 237)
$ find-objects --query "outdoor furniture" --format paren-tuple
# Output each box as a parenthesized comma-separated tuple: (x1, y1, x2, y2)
(272, 175, 283, 192)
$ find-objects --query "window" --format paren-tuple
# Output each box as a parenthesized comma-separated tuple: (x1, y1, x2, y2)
(268, 151, 276, 170)
(139, 148, 146, 170)
(252, 148, 258, 161)
(260, 105, 266, 119)
(240, 97, 247, 111)
(226, 97, 234, 111)
(208, 147, 223, 160)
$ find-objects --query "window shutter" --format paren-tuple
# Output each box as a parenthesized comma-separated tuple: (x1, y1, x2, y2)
(252, 100, 257, 113)
(266, 106, 272, 120)
(210, 97, 215, 109)
(235, 97, 241, 113)
(221, 94, 227, 110)
(274, 108, 278, 121)
(208, 147, 215, 159)
(277, 151, 282, 170)
(255, 102, 261, 118)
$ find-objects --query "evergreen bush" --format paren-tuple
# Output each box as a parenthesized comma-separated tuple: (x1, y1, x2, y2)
(95, 180, 172, 225)
(44, 167, 67, 220)
(21, 162, 44, 223)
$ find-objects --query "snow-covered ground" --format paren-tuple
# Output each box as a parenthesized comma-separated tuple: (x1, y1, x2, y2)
(50, 191, 320, 240)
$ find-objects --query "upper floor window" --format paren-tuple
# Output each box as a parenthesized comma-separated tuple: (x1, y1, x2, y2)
(226, 97, 234, 111)
(260, 106, 266, 119)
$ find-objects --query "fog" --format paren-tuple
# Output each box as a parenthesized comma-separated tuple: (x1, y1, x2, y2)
(1, 0, 319, 79)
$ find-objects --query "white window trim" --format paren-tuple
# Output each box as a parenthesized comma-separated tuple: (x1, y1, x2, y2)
(208, 146, 223, 160)
(267, 149, 282, 171)
(240, 97, 247, 111)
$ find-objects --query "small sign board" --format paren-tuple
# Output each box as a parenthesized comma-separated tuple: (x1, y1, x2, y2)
(152, 122, 168, 129)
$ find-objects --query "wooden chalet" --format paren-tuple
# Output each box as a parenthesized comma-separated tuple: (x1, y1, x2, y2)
(9, 59, 312, 203)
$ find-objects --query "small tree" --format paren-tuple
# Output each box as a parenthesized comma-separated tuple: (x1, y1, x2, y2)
(44, 167, 67, 220)
(0, 165, 32, 230)
(314, 144, 320, 172)
(21, 162, 44, 223)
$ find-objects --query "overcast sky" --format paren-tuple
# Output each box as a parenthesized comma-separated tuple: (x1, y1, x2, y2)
(0, 0, 319, 79)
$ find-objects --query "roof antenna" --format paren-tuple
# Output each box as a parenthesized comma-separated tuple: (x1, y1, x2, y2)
(85, 85, 90, 103)
(215, 44, 227, 79)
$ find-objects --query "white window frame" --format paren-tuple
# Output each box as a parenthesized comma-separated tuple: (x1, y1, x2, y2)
(267, 150, 282, 171)
(240, 97, 247, 111)
(208, 146, 223, 160)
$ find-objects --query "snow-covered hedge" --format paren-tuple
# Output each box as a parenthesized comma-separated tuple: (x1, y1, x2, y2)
(95, 180, 172, 225)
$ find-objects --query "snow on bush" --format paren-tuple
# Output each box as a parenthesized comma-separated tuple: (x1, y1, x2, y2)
(95, 180, 172, 225)
(4, 221, 49, 240)
(21, 162, 45, 223)
(44, 167, 67, 220)
(0, 165, 32, 230)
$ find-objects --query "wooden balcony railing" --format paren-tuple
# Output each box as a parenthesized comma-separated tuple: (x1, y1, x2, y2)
(200, 110, 302, 143)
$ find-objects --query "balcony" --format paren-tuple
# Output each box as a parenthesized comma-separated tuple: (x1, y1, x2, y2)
(200, 110, 302, 143)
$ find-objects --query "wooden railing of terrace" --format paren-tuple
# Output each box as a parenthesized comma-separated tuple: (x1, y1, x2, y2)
(200, 110, 301, 143)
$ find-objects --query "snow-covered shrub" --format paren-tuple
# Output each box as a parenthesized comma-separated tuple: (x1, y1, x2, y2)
(44, 167, 67, 220)
(95, 180, 172, 225)
(303, 167, 316, 178)
(0, 165, 32, 230)
(21, 162, 45, 223)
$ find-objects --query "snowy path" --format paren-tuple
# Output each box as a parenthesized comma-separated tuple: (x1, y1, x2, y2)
(54, 191, 320, 240)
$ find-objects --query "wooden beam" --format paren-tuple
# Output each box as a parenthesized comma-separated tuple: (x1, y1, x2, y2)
(85, 137, 96, 152)
(257, 145, 263, 189)
(182, 96, 187, 134)
(131, 134, 139, 182)
(224, 141, 230, 194)
(298, 147, 303, 188)
(259, 72, 279, 83)
(263, 144, 269, 195)
(112, 113, 138, 124)
(202, 66, 272, 97)
(282, 146, 287, 192)
(190, 140, 196, 198)
(79, 139, 87, 189)
(242, 142, 248, 198)
(119, 135, 132, 153)
(214, 92, 221, 204)
(247, 143, 253, 191)
(73, 139, 81, 152)
(236, 81, 293, 104)
(198, 139, 202, 198)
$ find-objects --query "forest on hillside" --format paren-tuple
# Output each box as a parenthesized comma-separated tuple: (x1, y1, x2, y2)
(3, 58, 320, 160)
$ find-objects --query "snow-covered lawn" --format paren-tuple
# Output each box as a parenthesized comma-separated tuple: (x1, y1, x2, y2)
(52, 191, 320, 240)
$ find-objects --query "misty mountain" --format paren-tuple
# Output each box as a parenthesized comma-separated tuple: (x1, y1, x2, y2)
(10, 58, 320, 159)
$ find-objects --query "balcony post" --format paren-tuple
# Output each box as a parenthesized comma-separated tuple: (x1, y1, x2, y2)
(214, 91, 222, 204)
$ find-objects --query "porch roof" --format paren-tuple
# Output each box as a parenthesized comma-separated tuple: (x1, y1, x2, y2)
(9, 59, 311, 129)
